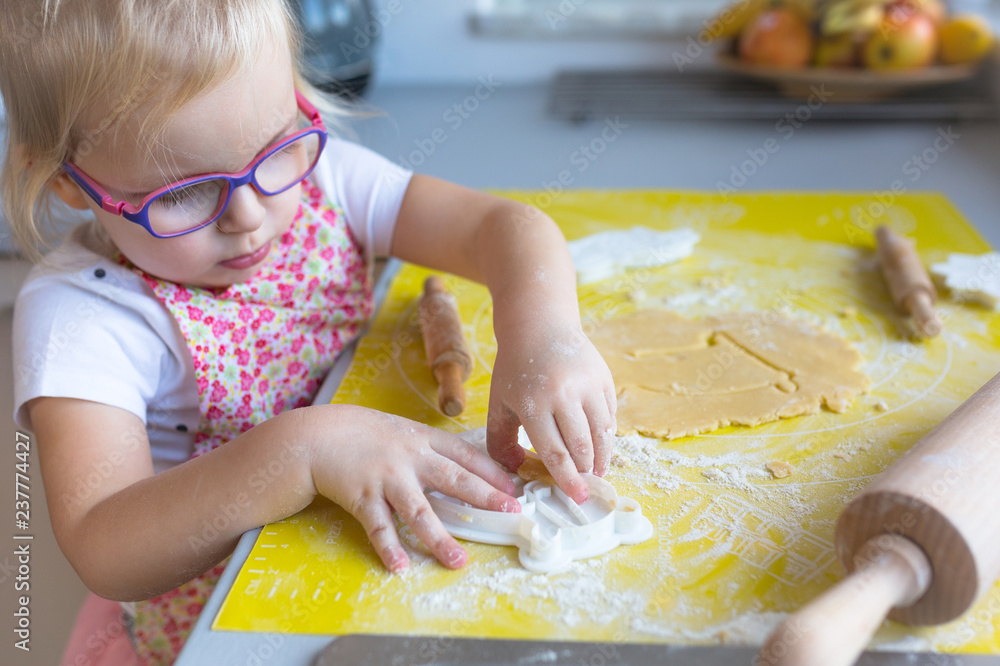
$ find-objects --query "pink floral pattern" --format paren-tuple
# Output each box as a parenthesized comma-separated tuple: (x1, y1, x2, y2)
(116, 181, 373, 664)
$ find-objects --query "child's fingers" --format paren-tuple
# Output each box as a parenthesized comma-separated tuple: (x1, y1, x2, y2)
(386, 483, 468, 569)
(554, 406, 595, 474)
(425, 456, 521, 514)
(486, 398, 526, 473)
(431, 435, 517, 496)
(584, 392, 616, 477)
(352, 497, 409, 574)
(521, 415, 589, 504)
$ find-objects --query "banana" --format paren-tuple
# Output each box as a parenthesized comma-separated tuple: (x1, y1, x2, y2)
(713, 0, 908, 42)
(820, 0, 891, 36)
(707, 0, 770, 40)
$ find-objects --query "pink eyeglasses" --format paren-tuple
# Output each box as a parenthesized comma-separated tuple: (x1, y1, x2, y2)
(62, 90, 327, 238)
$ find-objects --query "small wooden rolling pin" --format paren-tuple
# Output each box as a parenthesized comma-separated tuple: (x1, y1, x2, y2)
(876, 225, 941, 338)
(759, 371, 1000, 666)
(418, 276, 473, 417)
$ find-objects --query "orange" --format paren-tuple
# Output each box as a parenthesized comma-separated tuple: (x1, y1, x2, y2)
(940, 14, 995, 65)
(739, 8, 814, 68)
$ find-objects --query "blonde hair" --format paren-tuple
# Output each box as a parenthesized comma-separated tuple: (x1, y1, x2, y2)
(0, 0, 361, 262)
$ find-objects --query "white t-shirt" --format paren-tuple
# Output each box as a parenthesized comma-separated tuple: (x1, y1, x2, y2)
(13, 139, 412, 473)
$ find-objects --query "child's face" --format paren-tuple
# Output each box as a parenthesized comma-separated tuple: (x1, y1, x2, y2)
(66, 41, 302, 287)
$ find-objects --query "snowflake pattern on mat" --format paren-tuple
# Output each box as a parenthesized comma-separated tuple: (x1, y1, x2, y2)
(116, 181, 373, 665)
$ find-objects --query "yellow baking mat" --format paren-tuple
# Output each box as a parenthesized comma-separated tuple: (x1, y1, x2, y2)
(213, 191, 1000, 653)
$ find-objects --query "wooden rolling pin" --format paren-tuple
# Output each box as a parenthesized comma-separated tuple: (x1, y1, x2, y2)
(419, 276, 472, 417)
(759, 371, 1000, 666)
(876, 225, 941, 338)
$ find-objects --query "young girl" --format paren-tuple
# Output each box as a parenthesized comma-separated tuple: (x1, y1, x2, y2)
(1, 0, 616, 663)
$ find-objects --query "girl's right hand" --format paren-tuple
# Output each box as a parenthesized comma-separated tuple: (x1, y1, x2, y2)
(307, 406, 520, 574)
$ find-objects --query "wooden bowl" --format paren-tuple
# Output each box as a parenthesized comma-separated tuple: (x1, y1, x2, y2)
(716, 53, 980, 103)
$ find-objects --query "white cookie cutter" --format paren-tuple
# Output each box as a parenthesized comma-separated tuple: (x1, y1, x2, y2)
(428, 430, 653, 573)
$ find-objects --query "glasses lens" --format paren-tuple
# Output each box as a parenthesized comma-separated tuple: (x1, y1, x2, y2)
(147, 179, 227, 235)
(255, 132, 321, 194)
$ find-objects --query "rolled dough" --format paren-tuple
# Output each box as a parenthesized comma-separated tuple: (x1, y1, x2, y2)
(516, 449, 556, 485)
(588, 309, 870, 439)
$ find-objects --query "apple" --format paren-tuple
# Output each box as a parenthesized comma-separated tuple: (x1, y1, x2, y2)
(889, 0, 945, 25)
(923, 0, 945, 25)
(739, 8, 813, 69)
(814, 34, 859, 68)
(862, 6, 938, 70)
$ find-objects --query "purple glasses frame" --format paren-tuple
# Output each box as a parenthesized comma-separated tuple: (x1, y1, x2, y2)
(61, 90, 328, 238)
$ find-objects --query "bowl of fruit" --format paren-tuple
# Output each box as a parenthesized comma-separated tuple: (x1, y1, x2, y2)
(713, 0, 996, 102)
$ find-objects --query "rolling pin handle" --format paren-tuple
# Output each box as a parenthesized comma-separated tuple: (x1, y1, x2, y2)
(419, 275, 473, 417)
(906, 290, 942, 338)
(424, 274, 446, 297)
(758, 534, 931, 666)
(875, 226, 941, 338)
(435, 361, 467, 417)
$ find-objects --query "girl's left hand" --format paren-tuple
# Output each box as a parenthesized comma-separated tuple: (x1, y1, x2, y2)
(486, 324, 617, 504)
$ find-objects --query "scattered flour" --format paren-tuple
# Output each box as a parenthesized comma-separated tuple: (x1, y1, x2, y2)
(610, 433, 782, 496)
(701, 467, 765, 494)
(662, 285, 745, 310)
(410, 557, 644, 630)
(632, 610, 786, 645)
(568, 226, 700, 285)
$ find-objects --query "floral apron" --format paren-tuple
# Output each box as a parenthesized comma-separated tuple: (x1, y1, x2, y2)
(116, 180, 373, 664)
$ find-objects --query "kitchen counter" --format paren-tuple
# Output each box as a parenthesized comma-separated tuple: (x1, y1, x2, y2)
(175, 82, 1000, 665)
(352, 82, 1000, 246)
